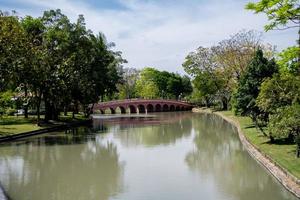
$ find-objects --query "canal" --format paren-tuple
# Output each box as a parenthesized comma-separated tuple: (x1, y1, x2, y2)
(0, 112, 297, 200)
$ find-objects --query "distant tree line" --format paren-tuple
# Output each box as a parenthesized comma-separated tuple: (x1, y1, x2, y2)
(116, 67, 192, 100)
(0, 9, 125, 121)
(183, 0, 300, 157)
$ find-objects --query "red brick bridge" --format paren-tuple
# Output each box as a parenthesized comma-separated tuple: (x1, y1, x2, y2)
(93, 99, 193, 114)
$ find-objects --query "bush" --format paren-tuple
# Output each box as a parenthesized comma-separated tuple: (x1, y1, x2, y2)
(268, 104, 300, 157)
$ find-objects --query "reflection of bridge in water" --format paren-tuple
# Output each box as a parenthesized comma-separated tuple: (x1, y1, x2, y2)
(93, 99, 193, 114)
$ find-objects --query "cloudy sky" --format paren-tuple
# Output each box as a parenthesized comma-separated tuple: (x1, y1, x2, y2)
(1, 0, 298, 73)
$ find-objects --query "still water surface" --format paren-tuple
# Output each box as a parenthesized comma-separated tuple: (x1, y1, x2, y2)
(0, 112, 297, 200)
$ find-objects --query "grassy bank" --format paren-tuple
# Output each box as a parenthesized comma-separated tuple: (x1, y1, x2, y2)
(0, 113, 87, 136)
(219, 110, 300, 179)
(0, 116, 41, 136)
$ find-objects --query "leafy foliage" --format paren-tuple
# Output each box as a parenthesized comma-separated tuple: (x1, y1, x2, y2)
(277, 46, 300, 74)
(257, 73, 300, 114)
(134, 67, 192, 99)
(268, 104, 300, 157)
(0, 10, 124, 120)
(246, 0, 300, 31)
(234, 49, 278, 118)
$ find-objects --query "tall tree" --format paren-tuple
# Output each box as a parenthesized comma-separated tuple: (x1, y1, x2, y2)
(234, 49, 278, 133)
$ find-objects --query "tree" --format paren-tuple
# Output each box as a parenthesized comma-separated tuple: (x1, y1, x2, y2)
(134, 67, 192, 100)
(234, 49, 278, 131)
(256, 73, 300, 114)
(246, 0, 300, 31)
(268, 104, 300, 157)
(182, 47, 217, 77)
(0, 12, 28, 92)
(181, 75, 193, 97)
(214, 30, 275, 80)
(0, 10, 125, 121)
(277, 46, 300, 74)
(135, 68, 160, 99)
(192, 71, 221, 107)
(117, 68, 139, 99)
(246, 0, 300, 72)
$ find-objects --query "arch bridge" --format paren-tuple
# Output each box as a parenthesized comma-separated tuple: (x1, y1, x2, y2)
(93, 99, 193, 114)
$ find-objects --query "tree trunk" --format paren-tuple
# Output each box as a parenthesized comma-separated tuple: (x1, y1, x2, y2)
(64, 106, 67, 116)
(221, 98, 228, 110)
(252, 114, 268, 137)
(296, 135, 300, 158)
(24, 85, 28, 118)
(45, 100, 58, 121)
(36, 94, 41, 124)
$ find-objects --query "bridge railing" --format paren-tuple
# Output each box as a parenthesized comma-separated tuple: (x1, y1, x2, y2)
(96, 98, 190, 105)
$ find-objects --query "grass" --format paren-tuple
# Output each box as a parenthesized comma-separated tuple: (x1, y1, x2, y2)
(219, 110, 300, 179)
(0, 116, 41, 136)
(0, 113, 88, 136)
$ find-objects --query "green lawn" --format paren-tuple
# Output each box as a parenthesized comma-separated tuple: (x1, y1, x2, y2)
(0, 113, 87, 136)
(0, 116, 41, 136)
(219, 110, 300, 179)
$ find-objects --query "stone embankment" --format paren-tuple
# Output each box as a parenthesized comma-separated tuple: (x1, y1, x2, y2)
(192, 108, 300, 198)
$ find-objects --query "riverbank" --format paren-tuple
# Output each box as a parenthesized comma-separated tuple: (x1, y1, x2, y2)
(0, 115, 91, 143)
(192, 108, 300, 198)
(0, 113, 87, 137)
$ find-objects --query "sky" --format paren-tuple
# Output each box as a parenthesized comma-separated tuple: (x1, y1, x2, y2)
(1, 0, 298, 74)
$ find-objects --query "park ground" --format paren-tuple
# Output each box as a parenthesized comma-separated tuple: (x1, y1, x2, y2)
(0, 113, 86, 136)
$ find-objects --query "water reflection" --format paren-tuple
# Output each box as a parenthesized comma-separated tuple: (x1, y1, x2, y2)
(0, 112, 297, 200)
(0, 129, 124, 200)
(101, 112, 193, 147)
(185, 113, 294, 200)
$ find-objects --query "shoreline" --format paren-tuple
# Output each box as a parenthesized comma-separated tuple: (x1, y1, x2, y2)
(192, 108, 300, 198)
(0, 119, 91, 143)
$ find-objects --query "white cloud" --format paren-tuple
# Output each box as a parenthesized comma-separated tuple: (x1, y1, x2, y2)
(4, 0, 298, 74)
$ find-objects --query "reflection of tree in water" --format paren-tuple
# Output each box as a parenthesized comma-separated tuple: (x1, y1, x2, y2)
(185, 113, 297, 200)
(114, 112, 193, 147)
(0, 130, 124, 200)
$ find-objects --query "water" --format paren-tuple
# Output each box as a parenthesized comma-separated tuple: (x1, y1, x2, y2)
(0, 112, 297, 200)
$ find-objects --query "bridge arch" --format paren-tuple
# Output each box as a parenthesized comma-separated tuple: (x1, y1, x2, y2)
(163, 104, 169, 112)
(103, 107, 115, 114)
(146, 104, 154, 113)
(176, 106, 181, 111)
(137, 104, 146, 113)
(155, 104, 162, 112)
(116, 106, 126, 114)
(170, 105, 175, 111)
(129, 105, 137, 114)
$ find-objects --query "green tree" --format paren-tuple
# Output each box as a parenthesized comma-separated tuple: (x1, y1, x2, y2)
(0, 91, 15, 115)
(277, 46, 300, 74)
(257, 73, 300, 114)
(193, 71, 221, 107)
(136, 80, 159, 99)
(246, 0, 300, 31)
(234, 49, 278, 130)
(246, 0, 300, 72)
(268, 104, 300, 157)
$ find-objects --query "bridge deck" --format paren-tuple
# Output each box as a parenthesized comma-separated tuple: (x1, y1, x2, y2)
(93, 99, 192, 114)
